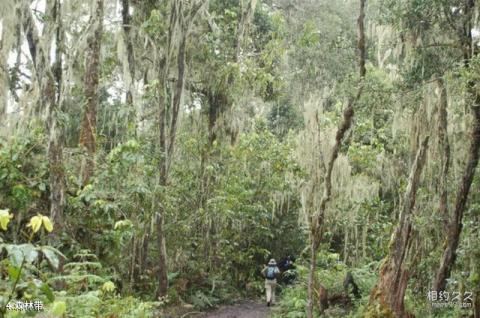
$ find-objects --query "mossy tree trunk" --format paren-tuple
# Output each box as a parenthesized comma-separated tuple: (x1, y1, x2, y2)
(433, 0, 480, 293)
(156, 0, 207, 298)
(22, 0, 66, 229)
(79, 0, 103, 186)
(367, 136, 429, 318)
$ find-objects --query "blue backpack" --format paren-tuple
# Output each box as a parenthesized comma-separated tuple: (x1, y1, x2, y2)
(266, 266, 277, 279)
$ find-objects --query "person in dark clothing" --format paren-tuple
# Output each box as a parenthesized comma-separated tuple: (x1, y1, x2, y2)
(278, 255, 297, 284)
(343, 271, 361, 299)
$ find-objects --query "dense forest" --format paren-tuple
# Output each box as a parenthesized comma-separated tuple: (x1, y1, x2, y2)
(1, 0, 480, 317)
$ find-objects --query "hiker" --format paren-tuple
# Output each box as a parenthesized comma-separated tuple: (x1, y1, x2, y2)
(278, 255, 297, 284)
(261, 258, 280, 306)
(343, 271, 361, 299)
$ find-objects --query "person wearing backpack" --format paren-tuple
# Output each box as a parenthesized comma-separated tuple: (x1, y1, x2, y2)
(261, 258, 280, 306)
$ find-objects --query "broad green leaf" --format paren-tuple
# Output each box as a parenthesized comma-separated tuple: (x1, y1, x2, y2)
(7, 265, 21, 280)
(50, 301, 66, 315)
(27, 215, 42, 233)
(42, 245, 67, 260)
(41, 247, 60, 269)
(0, 209, 13, 231)
(40, 283, 55, 302)
(18, 244, 38, 263)
(5, 245, 24, 267)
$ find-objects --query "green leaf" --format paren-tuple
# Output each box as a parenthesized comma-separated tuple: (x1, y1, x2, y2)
(50, 301, 66, 315)
(41, 283, 55, 302)
(7, 265, 21, 280)
(41, 247, 60, 270)
(5, 245, 24, 267)
(18, 244, 38, 263)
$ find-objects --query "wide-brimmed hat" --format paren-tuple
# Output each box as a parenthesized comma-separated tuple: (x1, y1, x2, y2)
(268, 258, 277, 265)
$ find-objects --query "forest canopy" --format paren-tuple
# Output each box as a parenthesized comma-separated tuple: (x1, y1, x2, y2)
(0, 0, 480, 317)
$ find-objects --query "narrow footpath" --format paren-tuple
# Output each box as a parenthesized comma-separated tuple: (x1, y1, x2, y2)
(197, 300, 272, 318)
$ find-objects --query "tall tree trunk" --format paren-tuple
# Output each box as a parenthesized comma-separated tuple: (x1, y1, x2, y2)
(154, 0, 177, 298)
(235, 0, 258, 61)
(0, 0, 15, 121)
(368, 136, 429, 318)
(121, 0, 135, 106)
(166, 31, 186, 165)
(79, 0, 103, 186)
(436, 78, 450, 231)
(154, 0, 175, 297)
(21, 0, 66, 228)
(121, 0, 143, 287)
(47, 0, 66, 228)
(140, 231, 150, 276)
(307, 234, 320, 317)
(156, 51, 169, 296)
(156, 103, 169, 297)
(433, 1, 480, 292)
(156, 68, 168, 297)
(155, 208, 168, 297)
(306, 1, 366, 317)
(155, 0, 206, 299)
(21, 0, 43, 115)
(433, 88, 480, 292)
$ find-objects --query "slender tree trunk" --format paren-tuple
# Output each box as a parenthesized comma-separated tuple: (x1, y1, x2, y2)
(433, 1, 480, 291)
(155, 0, 181, 297)
(47, 0, 66, 228)
(129, 236, 137, 289)
(79, 0, 103, 186)
(121, 0, 144, 287)
(436, 78, 450, 231)
(154, 0, 174, 296)
(235, 0, 258, 61)
(140, 231, 150, 275)
(21, 1, 43, 115)
(368, 136, 429, 318)
(154, 0, 206, 299)
(344, 228, 349, 263)
(21, 0, 65, 228)
(156, 69, 169, 296)
(155, 209, 168, 297)
(433, 92, 480, 292)
(121, 0, 135, 106)
(156, 62, 169, 297)
(307, 235, 320, 317)
(0, 0, 15, 120)
(6, 4, 22, 106)
(166, 30, 187, 165)
(306, 1, 366, 317)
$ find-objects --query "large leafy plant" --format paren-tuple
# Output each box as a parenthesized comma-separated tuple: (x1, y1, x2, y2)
(0, 209, 64, 317)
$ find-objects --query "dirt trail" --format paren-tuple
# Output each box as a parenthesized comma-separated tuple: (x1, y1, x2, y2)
(197, 300, 271, 318)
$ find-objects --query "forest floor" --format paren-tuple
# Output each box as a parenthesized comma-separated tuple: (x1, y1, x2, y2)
(197, 299, 272, 318)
